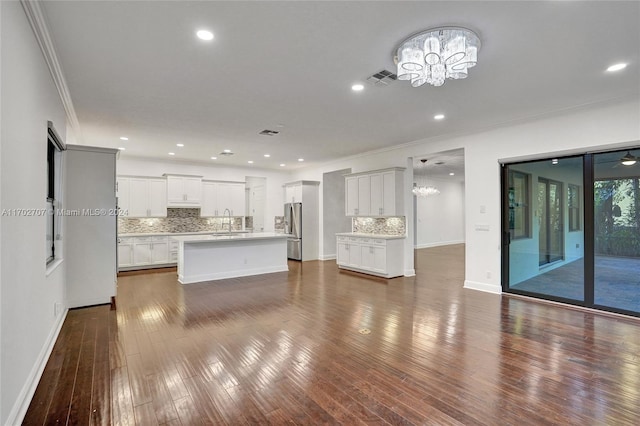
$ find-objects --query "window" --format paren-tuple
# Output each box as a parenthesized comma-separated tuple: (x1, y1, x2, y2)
(568, 184, 581, 231)
(47, 122, 64, 264)
(508, 170, 530, 239)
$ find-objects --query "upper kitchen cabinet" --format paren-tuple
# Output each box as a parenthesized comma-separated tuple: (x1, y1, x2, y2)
(201, 181, 246, 217)
(344, 168, 405, 217)
(284, 183, 304, 203)
(117, 176, 167, 217)
(165, 174, 202, 207)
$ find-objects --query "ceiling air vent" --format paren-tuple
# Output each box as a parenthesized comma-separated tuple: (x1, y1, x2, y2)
(259, 129, 280, 136)
(366, 69, 398, 86)
(219, 151, 234, 156)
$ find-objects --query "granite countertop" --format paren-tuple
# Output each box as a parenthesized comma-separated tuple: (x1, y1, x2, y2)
(171, 232, 290, 243)
(335, 232, 406, 240)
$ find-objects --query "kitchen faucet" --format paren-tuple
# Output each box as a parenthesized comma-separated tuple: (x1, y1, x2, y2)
(223, 208, 232, 233)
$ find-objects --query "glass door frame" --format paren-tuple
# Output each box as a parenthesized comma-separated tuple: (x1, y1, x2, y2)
(501, 152, 640, 318)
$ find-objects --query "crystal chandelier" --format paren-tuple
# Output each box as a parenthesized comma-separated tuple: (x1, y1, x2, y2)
(412, 184, 440, 197)
(394, 27, 481, 87)
(413, 159, 440, 197)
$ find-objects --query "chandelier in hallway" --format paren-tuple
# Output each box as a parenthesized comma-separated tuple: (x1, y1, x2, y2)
(413, 159, 440, 197)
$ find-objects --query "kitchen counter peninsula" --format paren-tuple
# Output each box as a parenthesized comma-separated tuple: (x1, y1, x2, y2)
(171, 232, 289, 284)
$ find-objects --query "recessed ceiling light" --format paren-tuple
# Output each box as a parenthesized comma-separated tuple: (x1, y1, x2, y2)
(168, 152, 175, 156)
(280, 163, 286, 167)
(176, 143, 184, 147)
(210, 156, 217, 160)
(607, 63, 627, 72)
(449, 172, 455, 176)
(298, 158, 304, 162)
(264, 154, 271, 158)
(248, 160, 254, 164)
(434, 114, 445, 120)
(119, 136, 129, 141)
(196, 30, 214, 41)
(223, 149, 232, 153)
(351, 84, 364, 91)
(118, 147, 126, 151)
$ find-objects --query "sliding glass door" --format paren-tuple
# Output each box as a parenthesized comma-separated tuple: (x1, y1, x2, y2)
(504, 156, 584, 302)
(593, 150, 640, 314)
(502, 149, 640, 317)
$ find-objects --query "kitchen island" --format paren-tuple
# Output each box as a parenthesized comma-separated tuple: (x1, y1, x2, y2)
(171, 232, 289, 284)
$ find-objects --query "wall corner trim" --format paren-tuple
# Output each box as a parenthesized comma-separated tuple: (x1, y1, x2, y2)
(464, 280, 502, 294)
(20, 0, 81, 141)
(5, 308, 69, 426)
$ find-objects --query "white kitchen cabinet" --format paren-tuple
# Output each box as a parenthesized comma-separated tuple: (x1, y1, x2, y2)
(148, 179, 168, 216)
(344, 168, 405, 217)
(284, 183, 303, 203)
(370, 171, 398, 216)
(345, 176, 359, 216)
(201, 181, 245, 216)
(165, 174, 202, 207)
(122, 235, 171, 269)
(117, 237, 134, 267)
(117, 176, 167, 217)
(150, 236, 169, 264)
(116, 177, 130, 215)
(360, 242, 386, 274)
(336, 234, 404, 278)
(133, 237, 152, 265)
(169, 239, 179, 263)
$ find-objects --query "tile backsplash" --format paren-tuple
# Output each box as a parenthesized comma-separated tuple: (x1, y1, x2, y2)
(118, 208, 247, 234)
(274, 216, 285, 232)
(352, 216, 406, 236)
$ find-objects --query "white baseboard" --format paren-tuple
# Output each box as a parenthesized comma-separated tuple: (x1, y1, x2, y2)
(415, 240, 465, 249)
(6, 308, 68, 426)
(464, 280, 502, 294)
(404, 268, 416, 277)
(319, 254, 336, 261)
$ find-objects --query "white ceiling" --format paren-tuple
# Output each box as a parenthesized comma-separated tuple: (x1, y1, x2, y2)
(41, 1, 639, 170)
(413, 149, 465, 182)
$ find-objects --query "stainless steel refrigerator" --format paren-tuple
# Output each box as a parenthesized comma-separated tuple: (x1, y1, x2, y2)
(284, 202, 302, 260)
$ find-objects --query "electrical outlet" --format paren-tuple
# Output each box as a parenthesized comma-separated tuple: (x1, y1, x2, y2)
(54, 302, 62, 317)
(486, 271, 492, 279)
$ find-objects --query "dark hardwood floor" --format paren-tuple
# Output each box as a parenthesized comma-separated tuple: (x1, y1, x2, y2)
(24, 245, 640, 425)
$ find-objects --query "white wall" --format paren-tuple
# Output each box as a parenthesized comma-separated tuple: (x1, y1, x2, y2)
(0, 2, 68, 423)
(292, 98, 640, 293)
(415, 178, 465, 248)
(117, 156, 292, 231)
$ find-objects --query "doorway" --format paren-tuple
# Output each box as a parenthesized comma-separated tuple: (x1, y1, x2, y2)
(412, 149, 465, 266)
(537, 178, 564, 266)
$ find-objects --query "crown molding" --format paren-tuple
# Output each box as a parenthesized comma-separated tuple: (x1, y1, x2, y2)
(20, 0, 81, 141)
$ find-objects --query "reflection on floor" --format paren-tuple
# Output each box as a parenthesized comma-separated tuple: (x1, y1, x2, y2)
(511, 256, 640, 313)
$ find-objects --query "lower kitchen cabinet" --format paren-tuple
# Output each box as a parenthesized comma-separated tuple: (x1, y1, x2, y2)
(117, 237, 134, 267)
(119, 235, 172, 270)
(336, 235, 404, 278)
